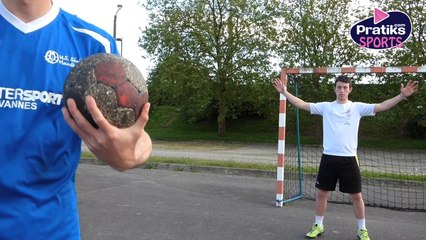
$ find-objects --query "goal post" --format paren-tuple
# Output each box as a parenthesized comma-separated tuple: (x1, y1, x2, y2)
(276, 66, 426, 209)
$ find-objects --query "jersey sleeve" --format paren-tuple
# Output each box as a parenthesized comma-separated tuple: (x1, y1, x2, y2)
(355, 102, 376, 117)
(310, 102, 329, 116)
(60, 9, 119, 55)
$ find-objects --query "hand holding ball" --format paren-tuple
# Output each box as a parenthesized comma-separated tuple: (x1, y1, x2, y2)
(63, 53, 148, 128)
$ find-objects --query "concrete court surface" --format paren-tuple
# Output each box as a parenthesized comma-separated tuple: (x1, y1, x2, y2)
(76, 164, 424, 240)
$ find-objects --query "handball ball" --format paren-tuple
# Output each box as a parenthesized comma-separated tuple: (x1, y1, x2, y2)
(63, 53, 148, 128)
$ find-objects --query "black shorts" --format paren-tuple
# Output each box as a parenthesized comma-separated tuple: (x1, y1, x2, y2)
(315, 154, 361, 193)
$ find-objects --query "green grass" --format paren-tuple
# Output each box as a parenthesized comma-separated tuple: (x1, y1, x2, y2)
(146, 106, 426, 150)
(149, 157, 425, 181)
(148, 156, 277, 171)
(81, 152, 276, 171)
(361, 170, 426, 182)
(81, 153, 425, 182)
(358, 137, 426, 150)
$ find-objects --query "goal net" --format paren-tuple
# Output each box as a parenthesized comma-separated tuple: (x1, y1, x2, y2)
(276, 66, 426, 211)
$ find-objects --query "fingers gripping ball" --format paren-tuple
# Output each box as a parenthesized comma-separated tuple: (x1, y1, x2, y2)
(63, 53, 148, 128)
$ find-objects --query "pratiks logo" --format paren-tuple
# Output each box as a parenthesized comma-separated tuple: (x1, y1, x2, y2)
(350, 8, 412, 50)
(44, 50, 80, 67)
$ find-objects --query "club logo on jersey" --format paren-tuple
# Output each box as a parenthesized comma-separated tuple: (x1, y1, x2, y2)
(350, 8, 412, 49)
(44, 50, 80, 67)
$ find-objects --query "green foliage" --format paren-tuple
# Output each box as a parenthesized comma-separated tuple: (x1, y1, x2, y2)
(147, 53, 214, 122)
(355, 73, 425, 138)
(375, 0, 426, 137)
(146, 106, 278, 142)
(139, 0, 425, 139)
(379, 0, 426, 66)
(277, 0, 371, 68)
(141, 0, 284, 135)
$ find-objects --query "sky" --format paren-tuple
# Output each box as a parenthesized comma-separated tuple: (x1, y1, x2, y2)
(55, 0, 151, 78)
(53, 0, 380, 80)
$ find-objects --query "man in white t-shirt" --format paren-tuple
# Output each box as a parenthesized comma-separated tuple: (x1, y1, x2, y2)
(273, 75, 418, 240)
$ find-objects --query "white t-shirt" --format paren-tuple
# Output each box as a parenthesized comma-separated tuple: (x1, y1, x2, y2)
(310, 101, 376, 156)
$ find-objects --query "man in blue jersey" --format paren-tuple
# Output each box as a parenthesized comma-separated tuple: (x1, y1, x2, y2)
(0, 0, 152, 239)
(273, 75, 418, 240)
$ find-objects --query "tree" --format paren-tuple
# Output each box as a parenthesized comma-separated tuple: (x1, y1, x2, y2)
(377, 0, 426, 137)
(277, 0, 371, 68)
(380, 0, 426, 66)
(140, 0, 283, 136)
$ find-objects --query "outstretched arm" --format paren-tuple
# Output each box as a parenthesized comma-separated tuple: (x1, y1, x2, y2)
(374, 80, 419, 113)
(273, 78, 311, 111)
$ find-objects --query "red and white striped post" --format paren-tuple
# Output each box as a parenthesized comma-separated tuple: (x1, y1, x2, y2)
(276, 68, 287, 207)
(276, 66, 426, 207)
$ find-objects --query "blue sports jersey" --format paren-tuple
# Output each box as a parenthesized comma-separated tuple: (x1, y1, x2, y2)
(0, 2, 118, 239)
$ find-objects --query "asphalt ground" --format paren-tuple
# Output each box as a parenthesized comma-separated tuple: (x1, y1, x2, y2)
(76, 163, 425, 240)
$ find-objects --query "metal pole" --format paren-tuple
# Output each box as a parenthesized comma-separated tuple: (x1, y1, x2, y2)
(113, 4, 123, 39)
(116, 38, 123, 56)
